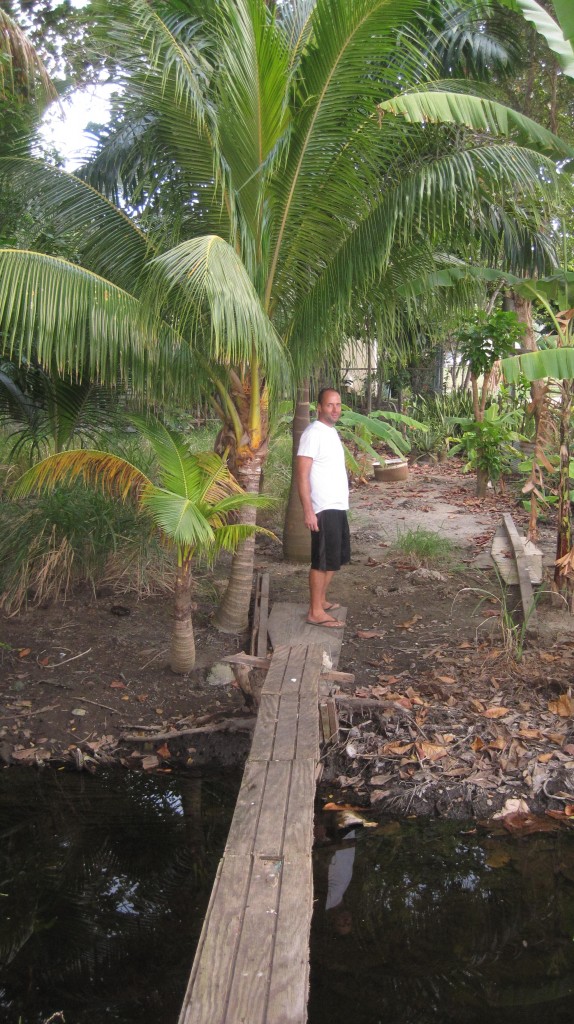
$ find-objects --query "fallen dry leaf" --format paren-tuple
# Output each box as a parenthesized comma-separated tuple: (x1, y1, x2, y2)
(548, 694, 574, 717)
(416, 741, 448, 761)
(156, 743, 171, 759)
(18, 648, 31, 658)
(488, 736, 507, 751)
(484, 706, 510, 719)
(436, 674, 456, 685)
(110, 679, 126, 689)
(356, 630, 381, 639)
(380, 741, 413, 757)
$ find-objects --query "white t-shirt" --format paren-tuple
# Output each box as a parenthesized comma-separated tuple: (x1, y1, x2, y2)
(297, 419, 349, 514)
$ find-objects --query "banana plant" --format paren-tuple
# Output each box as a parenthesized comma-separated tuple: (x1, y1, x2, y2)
(11, 416, 273, 673)
(500, 272, 574, 607)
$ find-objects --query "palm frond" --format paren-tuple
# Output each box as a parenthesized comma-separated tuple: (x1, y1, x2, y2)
(215, 0, 291, 248)
(0, 249, 177, 389)
(11, 450, 151, 502)
(142, 489, 216, 549)
(0, 8, 56, 104)
(379, 89, 574, 159)
(207, 521, 275, 560)
(92, 0, 213, 124)
(265, 0, 428, 305)
(149, 235, 288, 378)
(0, 158, 154, 291)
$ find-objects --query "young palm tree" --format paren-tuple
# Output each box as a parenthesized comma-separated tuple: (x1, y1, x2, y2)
(10, 417, 272, 673)
(1, 0, 572, 632)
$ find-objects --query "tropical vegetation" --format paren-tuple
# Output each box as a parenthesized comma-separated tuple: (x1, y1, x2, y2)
(10, 417, 272, 672)
(1, 0, 574, 631)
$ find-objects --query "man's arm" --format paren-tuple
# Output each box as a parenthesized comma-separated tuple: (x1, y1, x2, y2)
(296, 455, 319, 531)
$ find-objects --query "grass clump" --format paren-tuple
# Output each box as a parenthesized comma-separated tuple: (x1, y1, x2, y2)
(393, 527, 457, 567)
(0, 483, 172, 614)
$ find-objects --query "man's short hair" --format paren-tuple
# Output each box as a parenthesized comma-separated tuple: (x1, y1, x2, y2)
(317, 386, 339, 405)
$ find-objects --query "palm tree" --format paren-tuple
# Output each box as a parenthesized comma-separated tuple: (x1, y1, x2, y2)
(1, 0, 572, 632)
(10, 416, 271, 672)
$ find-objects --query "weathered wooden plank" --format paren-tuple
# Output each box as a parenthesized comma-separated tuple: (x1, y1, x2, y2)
(179, 853, 252, 1024)
(300, 645, 323, 701)
(222, 652, 271, 670)
(267, 603, 347, 668)
(327, 699, 339, 743)
(273, 693, 299, 761)
(267, 854, 313, 1024)
(249, 693, 279, 762)
(502, 513, 539, 635)
(224, 759, 267, 856)
(321, 669, 355, 684)
(280, 646, 308, 696)
(282, 759, 316, 858)
(257, 572, 270, 658)
(296, 690, 320, 760)
(254, 759, 291, 859)
(224, 857, 283, 1024)
(262, 645, 292, 695)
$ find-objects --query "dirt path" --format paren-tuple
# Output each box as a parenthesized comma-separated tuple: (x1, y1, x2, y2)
(2, 461, 574, 824)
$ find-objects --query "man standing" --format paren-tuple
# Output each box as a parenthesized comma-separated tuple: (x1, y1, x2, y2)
(296, 388, 350, 628)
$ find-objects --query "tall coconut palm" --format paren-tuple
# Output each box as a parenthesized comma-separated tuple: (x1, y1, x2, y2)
(1, 0, 572, 633)
(11, 416, 272, 672)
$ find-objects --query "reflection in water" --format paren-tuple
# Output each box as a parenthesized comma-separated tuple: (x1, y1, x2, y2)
(310, 818, 574, 1024)
(0, 768, 239, 1024)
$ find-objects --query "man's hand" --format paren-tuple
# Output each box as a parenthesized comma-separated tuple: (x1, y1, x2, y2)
(304, 509, 319, 532)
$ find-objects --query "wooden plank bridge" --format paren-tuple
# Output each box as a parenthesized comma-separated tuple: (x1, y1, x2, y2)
(178, 599, 347, 1024)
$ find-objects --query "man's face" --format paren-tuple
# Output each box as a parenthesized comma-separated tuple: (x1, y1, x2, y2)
(317, 391, 342, 426)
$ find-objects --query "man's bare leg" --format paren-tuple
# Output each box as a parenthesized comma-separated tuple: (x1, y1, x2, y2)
(307, 568, 340, 624)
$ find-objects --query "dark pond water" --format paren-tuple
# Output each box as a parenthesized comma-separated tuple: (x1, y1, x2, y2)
(0, 766, 240, 1024)
(309, 817, 574, 1024)
(3, 771, 574, 1024)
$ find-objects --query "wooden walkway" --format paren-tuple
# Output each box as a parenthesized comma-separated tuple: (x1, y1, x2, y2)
(178, 641, 325, 1024)
(268, 602, 346, 667)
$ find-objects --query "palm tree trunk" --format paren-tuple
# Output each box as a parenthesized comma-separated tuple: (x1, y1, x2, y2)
(213, 455, 264, 633)
(169, 558, 196, 673)
(282, 382, 311, 563)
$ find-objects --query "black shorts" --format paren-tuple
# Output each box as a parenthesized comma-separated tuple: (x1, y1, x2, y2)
(311, 509, 351, 572)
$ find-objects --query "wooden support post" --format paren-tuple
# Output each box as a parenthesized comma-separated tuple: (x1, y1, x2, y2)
(251, 572, 270, 658)
(318, 698, 339, 744)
